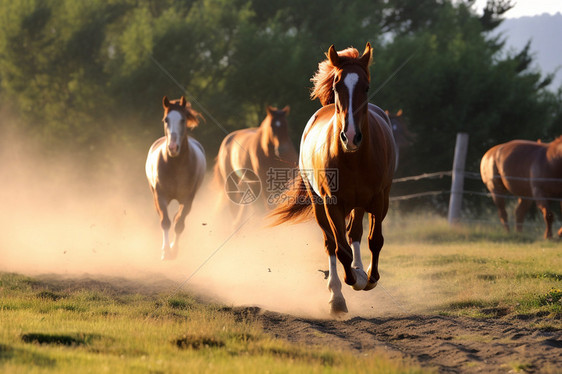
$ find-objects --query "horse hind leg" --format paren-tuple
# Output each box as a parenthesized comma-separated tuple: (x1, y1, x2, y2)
(325, 203, 368, 292)
(491, 193, 509, 232)
(558, 202, 562, 238)
(536, 198, 554, 239)
(514, 197, 531, 233)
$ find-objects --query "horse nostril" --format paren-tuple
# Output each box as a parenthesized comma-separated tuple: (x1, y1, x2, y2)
(340, 132, 348, 144)
(354, 133, 362, 145)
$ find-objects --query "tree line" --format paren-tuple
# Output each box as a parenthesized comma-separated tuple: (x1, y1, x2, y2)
(0, 0, 560, 208)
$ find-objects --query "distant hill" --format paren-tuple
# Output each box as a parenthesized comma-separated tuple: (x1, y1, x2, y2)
(494, 13, 562, 90)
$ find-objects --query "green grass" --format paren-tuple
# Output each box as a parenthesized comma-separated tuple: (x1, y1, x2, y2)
(380, 214, 562, 324)
(0, 273, 428, 373)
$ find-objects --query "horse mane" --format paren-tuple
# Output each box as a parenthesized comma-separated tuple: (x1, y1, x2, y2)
(547, 135, 562, 159)
(551, 135, 562, 145)
(310, 47, 366, 106)
(165, 99, 204, 129)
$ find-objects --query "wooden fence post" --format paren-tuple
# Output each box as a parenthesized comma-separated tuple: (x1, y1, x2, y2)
(448, 133, 469, 225)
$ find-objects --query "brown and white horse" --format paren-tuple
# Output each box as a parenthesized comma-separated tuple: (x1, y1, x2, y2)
(145, 96, 206, 260)
(480, 137, 562, 238)
(271, 43, 397, 315)
(214, 106, 298, 225)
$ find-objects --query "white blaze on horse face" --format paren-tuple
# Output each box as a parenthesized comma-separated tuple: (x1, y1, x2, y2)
(166, 110, 184, 155)
(275, 120, 281, 127)
(343, 72, 359, 142)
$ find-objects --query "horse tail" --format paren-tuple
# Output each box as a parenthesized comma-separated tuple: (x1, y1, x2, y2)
(268, 173, 314, 226)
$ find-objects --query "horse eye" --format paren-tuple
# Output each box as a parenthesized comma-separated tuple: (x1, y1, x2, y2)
(164, 117, 169, 124)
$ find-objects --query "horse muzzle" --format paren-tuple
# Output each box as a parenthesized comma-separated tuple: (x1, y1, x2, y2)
(340, 131, 362, 152)
(167, 143, 180, 157)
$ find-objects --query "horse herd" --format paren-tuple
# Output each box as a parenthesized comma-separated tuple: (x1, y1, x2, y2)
(145, 43, 562, 315)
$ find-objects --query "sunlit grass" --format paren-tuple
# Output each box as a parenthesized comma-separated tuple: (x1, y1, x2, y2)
(379, 213, 561, 325)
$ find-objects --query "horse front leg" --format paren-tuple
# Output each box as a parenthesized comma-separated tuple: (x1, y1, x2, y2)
(154, 193, 172, 260)
(325, 203, 367, 291)
(365, 192, 389, 291)
(170, 198, 193, 260)
(347, 208, 365, 270)
(312, 199, 347, 316)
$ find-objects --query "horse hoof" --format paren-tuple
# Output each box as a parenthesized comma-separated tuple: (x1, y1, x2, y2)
(329, 297, 348, 316)
(363, 280, 378, 291)
(351, 268, 368, 290)
(161, 249, 177, 261)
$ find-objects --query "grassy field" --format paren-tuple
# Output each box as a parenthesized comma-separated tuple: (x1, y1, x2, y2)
(383, 214, 562, 326)
(1, 214, 560, 373)
(0, 273, 427, 373)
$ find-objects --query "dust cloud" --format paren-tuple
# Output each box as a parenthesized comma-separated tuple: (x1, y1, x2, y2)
(0, 133, 409, 319)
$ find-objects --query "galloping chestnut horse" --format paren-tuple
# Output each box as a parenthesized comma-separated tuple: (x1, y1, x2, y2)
(214, 106, 298, 224)
(480, 137, 562, 239)
(271, 43, 397, 315)
(146, 96, 206, 260)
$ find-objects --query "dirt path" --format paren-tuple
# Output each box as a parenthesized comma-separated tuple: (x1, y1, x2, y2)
(227, 306, 562, 373)
(27, 274, 562, 373)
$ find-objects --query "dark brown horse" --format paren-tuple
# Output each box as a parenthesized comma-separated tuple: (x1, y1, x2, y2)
(146, 96, 206, 260)
(271, 43, 396, 316)
(214, 106, 298, 225)
(387, 109, 415, 163)
(480, 137, 562, 238)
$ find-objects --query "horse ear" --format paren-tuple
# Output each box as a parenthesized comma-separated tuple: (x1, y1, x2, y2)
(359, 42, 372, 68)
(385, 110, 389, 115)
(162, 96, 170, 109)
(266, 105, 276, 115)
(180, 96, 187, 107)
(282, 105, 290, 115)
(327, 45, 339, 66)
(396, 109, 403, 117)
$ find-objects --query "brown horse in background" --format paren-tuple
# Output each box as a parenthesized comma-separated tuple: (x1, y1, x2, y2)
(387, 109, 415, 163)
(146, 96, 206, 260)
(214, 106, 298, 225)
(480, 137, 562, 238)
(271, 43, 396, 316)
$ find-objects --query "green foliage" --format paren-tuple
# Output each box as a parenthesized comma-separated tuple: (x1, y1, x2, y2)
(538, 288, 562, 307)
(374, 1, 558, 181)
(0, 0, 559, 177)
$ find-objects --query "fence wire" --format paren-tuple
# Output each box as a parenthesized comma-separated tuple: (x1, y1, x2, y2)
(390, 170, 562, 203)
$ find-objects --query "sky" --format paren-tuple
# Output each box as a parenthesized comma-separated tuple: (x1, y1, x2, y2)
(473, 0, 562, 18)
